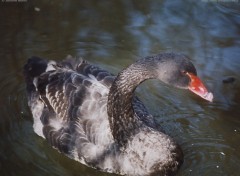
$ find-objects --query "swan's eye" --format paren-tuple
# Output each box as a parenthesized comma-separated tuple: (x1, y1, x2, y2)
(181, 70, 187, 74)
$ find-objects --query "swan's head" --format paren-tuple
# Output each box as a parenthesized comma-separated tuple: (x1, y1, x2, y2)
(152, 53, 213, 102)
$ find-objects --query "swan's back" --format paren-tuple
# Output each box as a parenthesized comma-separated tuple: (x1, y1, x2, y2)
(24, 56, 118, 162)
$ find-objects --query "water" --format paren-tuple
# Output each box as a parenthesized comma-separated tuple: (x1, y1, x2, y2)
(0, 0, 240, 175)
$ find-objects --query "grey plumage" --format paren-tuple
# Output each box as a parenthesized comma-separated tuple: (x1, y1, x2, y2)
(24, 53, 189, 175)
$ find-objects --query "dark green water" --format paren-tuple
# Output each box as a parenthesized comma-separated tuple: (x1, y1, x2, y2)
(0, 0, 240, 175)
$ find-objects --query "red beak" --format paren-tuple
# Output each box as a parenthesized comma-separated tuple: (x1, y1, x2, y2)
(186, 73, 213, 102)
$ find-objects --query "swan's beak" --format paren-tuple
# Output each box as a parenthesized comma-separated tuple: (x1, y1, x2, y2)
(187, 73, 213, 102)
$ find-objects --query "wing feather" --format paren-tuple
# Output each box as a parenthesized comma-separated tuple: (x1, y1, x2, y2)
(28, 56, 156, 165)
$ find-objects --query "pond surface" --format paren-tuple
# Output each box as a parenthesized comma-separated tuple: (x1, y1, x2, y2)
(0, 0, 240, 176)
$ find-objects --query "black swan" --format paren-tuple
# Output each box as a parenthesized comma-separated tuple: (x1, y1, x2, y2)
(23, 52, 213, 176)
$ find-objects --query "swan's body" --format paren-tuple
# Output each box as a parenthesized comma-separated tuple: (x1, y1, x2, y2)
(24, 53, 213, 175)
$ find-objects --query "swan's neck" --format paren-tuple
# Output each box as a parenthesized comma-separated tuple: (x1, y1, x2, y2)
(107, 60, 157, 147)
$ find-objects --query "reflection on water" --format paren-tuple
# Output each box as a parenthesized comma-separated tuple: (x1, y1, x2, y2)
(0, 0, 240, 176)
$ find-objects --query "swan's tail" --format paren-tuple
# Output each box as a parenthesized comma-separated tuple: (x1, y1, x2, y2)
(23, 56, 48, 95)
